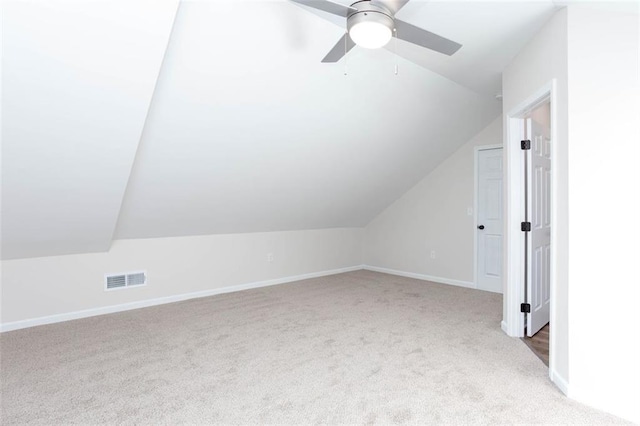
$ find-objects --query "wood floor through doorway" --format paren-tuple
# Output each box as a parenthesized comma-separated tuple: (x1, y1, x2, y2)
(523, 323, 550, 366)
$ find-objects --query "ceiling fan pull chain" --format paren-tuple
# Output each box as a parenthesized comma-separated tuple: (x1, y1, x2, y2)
(344, 31, 348, 76)
(394, 27, 398, 76)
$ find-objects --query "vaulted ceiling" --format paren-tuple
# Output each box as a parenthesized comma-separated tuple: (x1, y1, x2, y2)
(2, 0, 180, 259)
(1, 0, 560, 259)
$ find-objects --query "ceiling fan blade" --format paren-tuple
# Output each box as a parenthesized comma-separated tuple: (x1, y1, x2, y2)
(394, 19, 462, 56)
(289, 0, 357, 17)
(371, 0, 410, 15)
(321, 33, 356, 62)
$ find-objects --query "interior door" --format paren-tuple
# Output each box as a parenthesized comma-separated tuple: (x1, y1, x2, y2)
(526, 118, 551, 336)
(476, 148, 503, 293)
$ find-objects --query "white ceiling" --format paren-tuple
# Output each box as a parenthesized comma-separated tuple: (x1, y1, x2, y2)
(1, 0, 179, 259)
(2, 0, 178, 258)
(2, 0, 561, 258)
(293, 0, 560, 95)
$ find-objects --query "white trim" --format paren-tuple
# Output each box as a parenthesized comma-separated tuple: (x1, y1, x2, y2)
(548, 80, 558, 381)
(550, 368, 569, 396)
(507, 82, 555, 120)
(568, 385, 639, 424)
(503, 80, 559, 387)
(363, 265, 476, 290)
(504, 80, 556, 338)
(504, 116, 526, 338)
(0, 265, 364, 333)
(473, 144, 503, 292)
(501, 320, 509, 334)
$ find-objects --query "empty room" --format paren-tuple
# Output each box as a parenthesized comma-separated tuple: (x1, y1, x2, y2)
(1, 0, 639, 424)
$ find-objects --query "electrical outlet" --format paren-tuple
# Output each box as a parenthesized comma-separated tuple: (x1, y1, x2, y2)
(430, 250, 436, 259)
(267, 253, 274, 263)
(467, 207, 473, 216)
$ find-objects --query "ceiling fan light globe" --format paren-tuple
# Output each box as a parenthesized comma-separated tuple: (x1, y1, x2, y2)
(349, 22, 392, 49)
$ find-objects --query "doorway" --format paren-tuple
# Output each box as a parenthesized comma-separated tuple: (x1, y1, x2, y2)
(503, 81, 556, 378)
(521, 101, 551, 364)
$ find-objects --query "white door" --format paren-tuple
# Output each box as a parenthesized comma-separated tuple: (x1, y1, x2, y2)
(526, 118, 551, 336)
(476, 148, 503, 293)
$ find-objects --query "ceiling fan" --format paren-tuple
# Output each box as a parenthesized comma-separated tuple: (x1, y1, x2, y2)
(290, 0, 462, 62)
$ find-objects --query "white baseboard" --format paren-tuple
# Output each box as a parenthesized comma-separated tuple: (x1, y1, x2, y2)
(550, 368, 569, 396)
(501, 320, 509, 335)
(569, 383, 640, 424)
(363, 265, 476, 289)
(0, 265, 364, 333)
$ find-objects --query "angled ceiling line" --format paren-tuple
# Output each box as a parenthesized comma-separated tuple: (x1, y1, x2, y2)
(108, 0, 183, 247)
(360, 111, 502, 229)
(2, 0, 185, 259)
(289, 0, 482, 94)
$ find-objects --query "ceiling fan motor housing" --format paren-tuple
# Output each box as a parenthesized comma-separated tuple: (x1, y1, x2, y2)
(347, 0, 394, 49)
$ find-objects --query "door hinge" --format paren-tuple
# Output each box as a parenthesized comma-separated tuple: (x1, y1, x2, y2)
(521, 221, 531, 232)
(521, 139, 531, 150)
(521, 303, 531, 313)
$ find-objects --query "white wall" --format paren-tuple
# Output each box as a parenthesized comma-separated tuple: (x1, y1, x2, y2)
(503, 4, 640, 423)
(502, 6, 570, 383)
(111, 0, 501, 243)
(0, 228, 363, 329)
(364, 116, 502, 285)
(566, 5, 640, 423)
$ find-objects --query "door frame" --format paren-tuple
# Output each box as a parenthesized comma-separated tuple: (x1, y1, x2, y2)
(503, 80, 558, 377)
(473, 144, 503, 292)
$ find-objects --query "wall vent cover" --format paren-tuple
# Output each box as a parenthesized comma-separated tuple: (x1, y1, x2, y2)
(105, 271, 147, 290)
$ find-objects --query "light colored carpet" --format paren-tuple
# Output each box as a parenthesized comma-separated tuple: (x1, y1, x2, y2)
(0, 270, 626, 425)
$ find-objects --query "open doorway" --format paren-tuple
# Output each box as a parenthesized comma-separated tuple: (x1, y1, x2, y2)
(503, 81, 557, 377)
(521, 102, 551, 366)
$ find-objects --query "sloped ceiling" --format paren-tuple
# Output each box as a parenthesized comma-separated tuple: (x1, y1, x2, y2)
(2, 0, 560, 258)
(297, 0, 560, 96)
(1, 0, 179, 259)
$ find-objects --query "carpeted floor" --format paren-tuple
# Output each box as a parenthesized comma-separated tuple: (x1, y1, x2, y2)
(0, 270, 626, 424)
